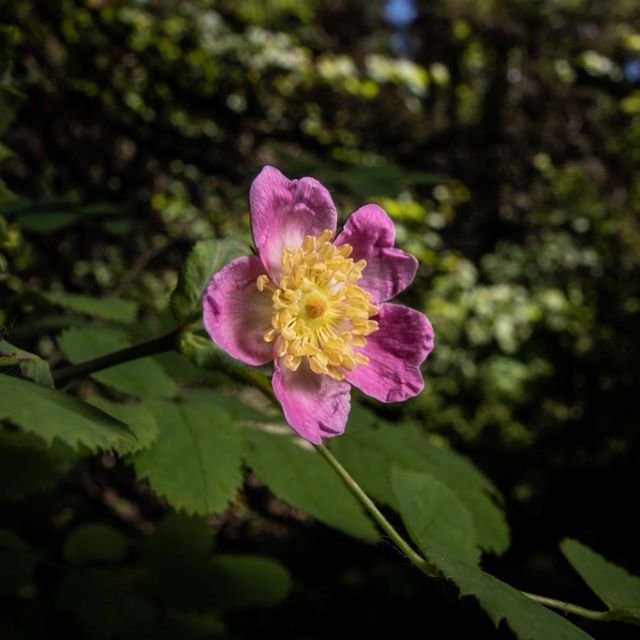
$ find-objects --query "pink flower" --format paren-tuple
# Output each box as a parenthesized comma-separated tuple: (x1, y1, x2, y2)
(203, 166, 434, 444)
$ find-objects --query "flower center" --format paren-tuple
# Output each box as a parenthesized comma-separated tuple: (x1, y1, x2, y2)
(304, 294, 327, 320)
(256, 229, 379, 381)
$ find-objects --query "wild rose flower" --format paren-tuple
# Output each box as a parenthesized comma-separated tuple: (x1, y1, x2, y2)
(203, 166, 434, 444)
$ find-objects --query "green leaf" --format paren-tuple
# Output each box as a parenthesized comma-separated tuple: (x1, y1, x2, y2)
(391, 468, 480, 566)
(89, 399, 159, 454)
(392, 469, 592, 640)
(133, 393, 243, 515)
(442, 559, 594, 640)
(165, 611, 225, 637)
(143, 513, 213, 562)
(332, 422, 509, 555)
(64, 524, 128, 565)
(41, 291, 138, 324)
(0, 528, 37, 596)
(17, 211, 78, 233)
(141, 513, 218, 613)
(210, 554, 292, 609)
(178, 331, 275, 399)
(0, 26, 20, 78)
(0, 373, 135, 450)
(242, 427, 378, 542)
(58, 328, 176, 399)
(0, 339, 53, 387)
(0, 84, 24, 136)
(170, 238, 247, 325)
(0, 430, 76, 502)
(561, 539, 640, 623)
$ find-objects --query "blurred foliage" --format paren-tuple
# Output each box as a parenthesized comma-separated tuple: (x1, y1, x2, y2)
(1, 0, 640, 637)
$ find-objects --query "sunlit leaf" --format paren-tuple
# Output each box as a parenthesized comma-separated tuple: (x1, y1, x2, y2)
(89, 399, 159, 454)
(170, 238, 247, 325)
(242, 427, 378, 542)
(391, 468, 479, 566)
(0, 339, 53, 387)
(0, 373, 135, 450)
(332, 422, 509, 554)
(561, 539, 640, 624)
(392, 469, 592, 640)
(133, 393, 243, 515)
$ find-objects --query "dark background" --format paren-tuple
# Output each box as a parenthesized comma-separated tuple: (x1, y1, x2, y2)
(1, 0, 639, 638)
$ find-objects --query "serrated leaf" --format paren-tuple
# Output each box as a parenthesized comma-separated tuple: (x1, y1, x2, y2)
(242, 427, 378, 542)
(0, 429, 76, 502)
(561, 539, 640, 623)
(210, 554, 291, 609)
(0, 528, 37, 595)
(64, 524, 128, 565)
(392, 468, 592, 640)
(170, 238, 247, 325)
(0, 339, 53, 387)
(41, 291, 137, 324)
(0, 373, 135, 450)
(133, 393, 243, 515)
(392, 468, 480, 566)
(331, 422, 509, 555)
(89, 399, 159, 454)
(444, 560, 593, 640)
(58, 328, 176, 399)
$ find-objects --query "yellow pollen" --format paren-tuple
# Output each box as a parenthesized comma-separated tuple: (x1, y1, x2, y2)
(305, 295, 327, 319)
(256, 229, 379, 380)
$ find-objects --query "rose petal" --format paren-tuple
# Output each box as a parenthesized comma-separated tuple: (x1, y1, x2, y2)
(203, 256, 273, 366)
(250, 166, 337, 281)
(346, 303, 434, 403)
(335, 204, 417, 303)
(272, 355, 351, 444)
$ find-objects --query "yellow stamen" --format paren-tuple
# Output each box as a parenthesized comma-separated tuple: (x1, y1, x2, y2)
(255, 229, 379, 379)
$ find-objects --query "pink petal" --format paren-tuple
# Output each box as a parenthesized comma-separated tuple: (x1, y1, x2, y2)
(335, 204, 418, 303)
(250, 166, 337, 281)
(203, 256, 273, 366)
(346, 303, 434, 403)
(272, 355, 351, 444)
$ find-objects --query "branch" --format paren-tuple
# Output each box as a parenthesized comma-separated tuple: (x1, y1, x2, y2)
(52, 329, 180, 387)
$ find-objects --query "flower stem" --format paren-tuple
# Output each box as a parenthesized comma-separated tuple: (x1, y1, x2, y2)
(52, 329, 181, 387)
(315, 444, 441, 578)
(521, 592, 616, 621)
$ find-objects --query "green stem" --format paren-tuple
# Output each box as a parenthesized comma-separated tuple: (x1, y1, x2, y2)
(315, 444, 441, 578)
(522, 592, 615, 622)
(52, 329, 181, 387)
